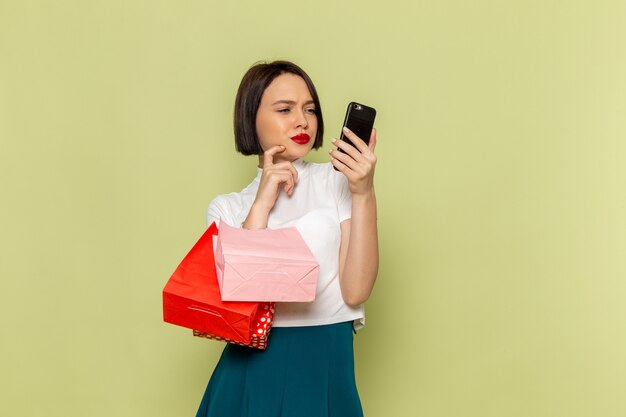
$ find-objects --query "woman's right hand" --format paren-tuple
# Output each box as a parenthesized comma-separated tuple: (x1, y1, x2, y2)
(242, 145, 298, 229)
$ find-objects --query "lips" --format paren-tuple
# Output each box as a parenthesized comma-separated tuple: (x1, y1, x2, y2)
(290, 133, 311, 145)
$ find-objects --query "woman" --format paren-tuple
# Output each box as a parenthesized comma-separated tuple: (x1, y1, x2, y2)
(197, 60, 378, 417)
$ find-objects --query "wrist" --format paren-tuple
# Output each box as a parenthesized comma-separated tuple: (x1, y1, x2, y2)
(250, 200, 272, 216)
(352, 187, 376, 202)
(243, 202, 271, 229)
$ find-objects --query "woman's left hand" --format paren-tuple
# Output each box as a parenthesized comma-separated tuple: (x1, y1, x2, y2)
(329, 127, 377, 195)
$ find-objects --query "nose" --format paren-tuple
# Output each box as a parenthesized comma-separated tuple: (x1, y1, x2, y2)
(294, 109, 309, 129)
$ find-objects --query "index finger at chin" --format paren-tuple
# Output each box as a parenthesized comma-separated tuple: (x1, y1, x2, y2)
(263, 146, 285, 167)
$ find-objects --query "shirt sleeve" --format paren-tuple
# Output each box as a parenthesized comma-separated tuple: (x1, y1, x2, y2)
(206, 195, 236, 228)
(333, 169, 352, 222)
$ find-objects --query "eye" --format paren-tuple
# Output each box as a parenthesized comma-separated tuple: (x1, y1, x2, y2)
(306, 108, 317, 114)
(278, 108, 290, 113)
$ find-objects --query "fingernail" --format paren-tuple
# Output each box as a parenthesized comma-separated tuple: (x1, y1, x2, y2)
(342, 127, 350, 133)
(331, 138, 337, 143)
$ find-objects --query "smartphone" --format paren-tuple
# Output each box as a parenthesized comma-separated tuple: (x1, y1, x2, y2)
(339, 102, 376, 152)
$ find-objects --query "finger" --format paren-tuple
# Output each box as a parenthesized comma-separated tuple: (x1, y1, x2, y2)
(265, 170, 295, 187)
(329, 146, 359, 171)
(281, 171, 296, 195)
(282, 173, 296, 195)
(368, 128, 377, 152)
(342, 127, 370, 154)
(269, 169, 296, 191)
(332, 137, 363, 163)
(262, 145, 286, 168)
(272, 161, 299, 185)
(329, 154, 349, 174)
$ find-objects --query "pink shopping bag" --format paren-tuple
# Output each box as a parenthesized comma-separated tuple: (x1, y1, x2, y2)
(214, 221, 319, 302)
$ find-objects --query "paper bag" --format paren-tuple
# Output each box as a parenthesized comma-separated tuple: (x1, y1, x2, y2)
(192, 303, 273, 350)
(162, 222, 274, 350)
(214, 221, 319, 302)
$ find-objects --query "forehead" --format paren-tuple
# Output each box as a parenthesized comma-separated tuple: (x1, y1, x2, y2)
(261, 73, 312, 102)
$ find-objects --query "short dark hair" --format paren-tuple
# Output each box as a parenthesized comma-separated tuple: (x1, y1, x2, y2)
(233, 60, 324, 155)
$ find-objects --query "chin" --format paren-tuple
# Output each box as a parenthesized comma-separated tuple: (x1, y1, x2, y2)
(295, 151, 312, 160)
(285, 147, 311, 159)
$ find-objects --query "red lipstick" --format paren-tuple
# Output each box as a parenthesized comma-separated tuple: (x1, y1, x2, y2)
(290, 133, 311, 145)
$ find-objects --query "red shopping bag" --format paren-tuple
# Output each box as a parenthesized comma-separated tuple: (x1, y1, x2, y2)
(191, 302, 273, 350)
(162, 222, 274, 350)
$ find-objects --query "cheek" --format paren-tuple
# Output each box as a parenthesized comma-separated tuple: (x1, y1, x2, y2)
(310, 117, 319, 138)
(255, 113, 276, 147)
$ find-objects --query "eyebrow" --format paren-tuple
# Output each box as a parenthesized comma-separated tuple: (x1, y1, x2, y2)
(271, 99, 315, 106)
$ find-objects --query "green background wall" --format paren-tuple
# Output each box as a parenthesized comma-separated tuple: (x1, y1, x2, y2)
(1, 1, 625, 416)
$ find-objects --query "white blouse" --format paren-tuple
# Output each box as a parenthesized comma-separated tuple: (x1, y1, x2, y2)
(206, 159, 365, 330)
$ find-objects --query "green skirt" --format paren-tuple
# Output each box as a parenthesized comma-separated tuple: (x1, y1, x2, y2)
(196, 321, 363, 417)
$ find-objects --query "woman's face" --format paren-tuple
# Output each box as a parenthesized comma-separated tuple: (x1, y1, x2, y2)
(255, 73, 318, 163)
